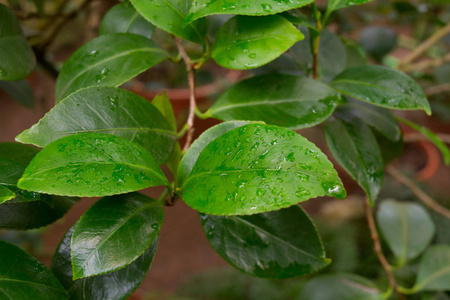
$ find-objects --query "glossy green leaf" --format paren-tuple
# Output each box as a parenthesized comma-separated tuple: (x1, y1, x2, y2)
(99, 2, 155, 39)
(206, 74, 342, 129)
(16, 87, 176, 165)
(0, 80, 34, 107)
(55, 33, 169, 102)
(185, 0, 313, 24)
(376, 199, 435, 265)
(0, 241, 68, 299)
(183, 124, 346, 215)
(330, 66, 431, 115)
(18, 133, 169, 197)
(130, 0, 206, 44)
(324, 118, 384, 204)
(413, 245, 450, 292)
(71, 192, 163, 279)
(152, 92, 177, 132)
(201, 205, 330, 278)
(397, 117, 450, 165)
(212, 16, 304, 70)
(298, 274, 383, 300)
(0, 4, 35, 81)
(0, 185, 15, 204)
(52, 226, 158, 300)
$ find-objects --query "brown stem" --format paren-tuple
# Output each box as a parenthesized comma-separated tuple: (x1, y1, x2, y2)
(364, 198, 406, 300)
(425, 83, 450, 96)
(400, 53, 450, 73)
(386, 166, 450, 219)
(174, 37, 196, 152)
(311, 3, 322, 80)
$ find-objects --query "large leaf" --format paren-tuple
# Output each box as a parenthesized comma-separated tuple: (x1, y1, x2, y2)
(182, 124, 346, 215)
(99, 2, 155, 39)
(413, 245, 450, 292)
(185, 0, 313, 24)
(206, 74, 342, 129)
(330, 66, 431, 115)
(0, 241, 68, 300)
(0, 80, 34, 107)
(298, 274, 383, 300)
(16, 87, 176, 165)
(54, 33, 169, 102)
(324, 117, 384, 204)
(212, 16, 304, 70)
(18, 133, 169, 197)
(52, 226, 158, 300)
(0, 4, 35, 81)
(201, 205, 330, 278)
(376, 199, 435, 265)
(71, 193, 163, 279)
(130, 0, 206, 44)
(0, 185, 15, 204)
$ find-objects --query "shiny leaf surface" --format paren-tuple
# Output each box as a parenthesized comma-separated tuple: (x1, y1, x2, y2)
(18, 133, 169, 197)
(0, 185, 15, 204)
(201, 205, 330, 278)
(183, 124, 346, 215)
(413, 245, 450, 292)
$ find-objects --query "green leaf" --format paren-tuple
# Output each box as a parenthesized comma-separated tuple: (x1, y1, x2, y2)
(182, 124, 346, 215)
(324, 117, 384, 204)
(374, 130, 403, 165)
(0, 80, 35, 108)
(324, 0, 375, 24)
(212, 16, 304, 70)
(16, 87, 176, 165)
(52, 226, 158, 300)
(152, 91, 177, 132)
(330, 65, 431, 115)
(130, 0, 206, 44)
(298, 274, 383, 300)
(185, 0, 313, 24)
(71, 192, 163, 279)
(0, 185, 15, 204)
(206, 74, 342, 129)
(54, 33, 169, 102)
(0, 142, 40, 187)
(413, 245, 450, 292)
(317, 30, 346, 82)
(18, 133, 169, 197)
(397, 117, 450, 165)
(344, 40, 368, 69)
(0, 4, 35, 81)
(376, 199, 435, 265)
(99, 2, 155, 39)
(0, 241, 68, 299)
(201, 205, 330, 278)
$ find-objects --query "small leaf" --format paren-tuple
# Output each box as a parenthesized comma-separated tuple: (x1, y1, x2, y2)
(130, 0, 206, 44)
(344, 40, 368, 68)
(0, 185, 15, 204)
(212, 16, 304, 70)
(397, 117, 450, 165)
(55, 33, 169, 102)
(182, 124, 345, 216)
(324, 0, 375, 24)
(0, 80, 35, 107)
(16, 87, 176, 165)
(317, 30, 347, 82)
(152, 91, 177, 132)
(185, 0, 313, 24)
(413, 245, 450, 292)
(376, 199, 435, 265)
(324, 117, 384, 204)
(298, 274, 383, 300)
(99, 2, 155, 39)
(18, 133, 169, 197)
(206, 74, 342, 129)
(0, 142, 40, 187)
(201, 205, 330, 278)
(0, 241, 68, 300)
(71, 192, 163, 279)
(330, 65, 431, 115)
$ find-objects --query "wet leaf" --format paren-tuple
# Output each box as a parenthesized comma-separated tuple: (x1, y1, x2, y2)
(0, 185, 15, 204)
(413, 245, 450, 292)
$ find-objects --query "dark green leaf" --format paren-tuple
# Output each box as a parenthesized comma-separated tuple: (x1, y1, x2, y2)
(206, 74, 342, 129)
(0, 185, 15, 204)
(55, 33, 169, 102)
(18, 133, 169, 197)
(413, 245, 450, 292)
(0, 80, 34, 107)
(182, 124, 345, 215)
(212, 16, 304, 70)
(324, 117, 384, 204)
(359, 27, 397, 62)
(330, 66, 431, 115)
(317, 30, 346, 82)
(0, 142, 39, 187)
(0, 241, 68, 299)
(344, 40, 368, 69)
(0, 4, 35, 81)
(152, 91, 177, 132)
(71, 192, 163, 279)
(376, 199, 435, 265)
(201, 205, 330, 278)
(324, 0, 375, 24)
(130, 0, 206, 44)
(374, 130, 403, 165)
(16, 87, 176, 165)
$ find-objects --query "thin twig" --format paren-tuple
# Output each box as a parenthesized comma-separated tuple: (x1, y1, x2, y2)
(404, 132, 450, 144)
(174, 37, 196, 152)
(387, 166, 450, 219)
(311, 3, 322, 80)
(364, 197, 406, 300)
(400, 53, 450, 73)
(425, 83, 450, 97)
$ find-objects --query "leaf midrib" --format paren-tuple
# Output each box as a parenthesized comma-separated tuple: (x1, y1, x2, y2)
(45, 127, 176, 137)
(0, 278, 66, 293)
(210, 98, 314, 115)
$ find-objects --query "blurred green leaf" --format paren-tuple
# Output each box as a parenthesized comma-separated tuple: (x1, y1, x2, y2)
(0, 80, 34, 107)
(413, 245, 450, 292)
